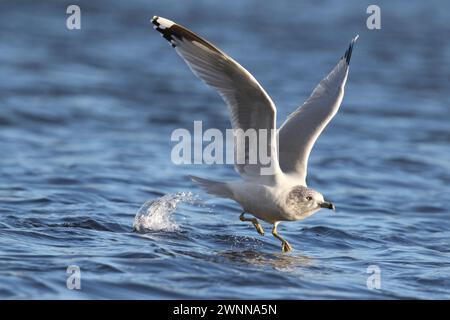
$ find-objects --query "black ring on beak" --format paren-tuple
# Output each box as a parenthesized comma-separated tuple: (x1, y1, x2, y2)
(320, 201, 335, 211)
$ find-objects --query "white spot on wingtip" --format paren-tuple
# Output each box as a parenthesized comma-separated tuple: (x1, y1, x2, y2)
(154, 17, 175, 29)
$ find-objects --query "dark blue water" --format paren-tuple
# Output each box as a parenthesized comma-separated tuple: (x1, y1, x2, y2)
(1, 0, 449, 299)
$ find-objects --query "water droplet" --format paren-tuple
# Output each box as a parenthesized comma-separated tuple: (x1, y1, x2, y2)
(133, 192, 199, 233)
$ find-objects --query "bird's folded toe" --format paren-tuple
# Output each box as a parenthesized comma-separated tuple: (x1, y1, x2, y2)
(281, 241, 293, 253)
(254, 223, 265, 236)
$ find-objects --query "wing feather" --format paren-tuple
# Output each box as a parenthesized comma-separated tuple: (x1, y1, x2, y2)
(278, 36, 358, 184)
(152, 16, 282, 182)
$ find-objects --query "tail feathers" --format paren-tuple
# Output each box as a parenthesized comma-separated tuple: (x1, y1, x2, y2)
(188, 175, 233, 199)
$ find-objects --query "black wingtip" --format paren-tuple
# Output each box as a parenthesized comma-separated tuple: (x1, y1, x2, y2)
(343, 35, 359, 65)
(151, 16, 176, 48)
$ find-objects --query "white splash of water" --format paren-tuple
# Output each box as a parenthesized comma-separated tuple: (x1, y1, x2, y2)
(133, 192, 199, 233)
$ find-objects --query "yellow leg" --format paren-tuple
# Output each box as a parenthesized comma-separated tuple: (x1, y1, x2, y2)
(239, 212, 264, 236)
(272, 222, 292, 252)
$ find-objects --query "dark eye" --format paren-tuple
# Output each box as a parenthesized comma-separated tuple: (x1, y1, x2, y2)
(306, 196, 313, 201)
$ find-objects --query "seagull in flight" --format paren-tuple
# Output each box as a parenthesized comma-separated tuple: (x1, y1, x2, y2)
(152, 16, 358, 252)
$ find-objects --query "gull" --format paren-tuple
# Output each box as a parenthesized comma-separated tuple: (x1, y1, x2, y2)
(152, 16, 358, 252)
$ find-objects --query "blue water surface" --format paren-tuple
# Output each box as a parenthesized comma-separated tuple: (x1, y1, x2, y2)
(0, 0, 449, 299)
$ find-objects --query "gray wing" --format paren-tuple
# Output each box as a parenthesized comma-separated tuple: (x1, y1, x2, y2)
(152, 16, 282, 182)
(278, 36, 358, 185)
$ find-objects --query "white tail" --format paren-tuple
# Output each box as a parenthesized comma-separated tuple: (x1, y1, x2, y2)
(188, 175, 233, 199)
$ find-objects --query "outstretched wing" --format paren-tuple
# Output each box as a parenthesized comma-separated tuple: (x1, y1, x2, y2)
(278, 36, 358, 185)
(152, 16, 282, 182)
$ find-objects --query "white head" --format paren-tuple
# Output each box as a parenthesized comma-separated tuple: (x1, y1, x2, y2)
(286, 185, 335, 216)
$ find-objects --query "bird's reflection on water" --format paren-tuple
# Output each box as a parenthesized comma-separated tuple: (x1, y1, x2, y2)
(218, 249, 314, 271)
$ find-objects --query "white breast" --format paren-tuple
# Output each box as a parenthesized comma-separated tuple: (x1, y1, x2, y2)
(228, 181, 293, 224)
